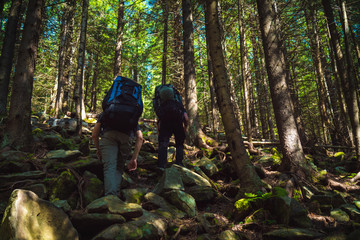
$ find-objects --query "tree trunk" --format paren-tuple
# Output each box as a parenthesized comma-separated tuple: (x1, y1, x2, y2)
(256, 0, 310, 179)
(171, 0, 184, 92)
(74, 0, 89, 135)
(114, 0, 125, 77)
(6, 0, 43, 149)
(161, 0, 168, 85)
(90, 54, 99, 112)
(238, 0, 256, 152)
(0, 0, 22, 116)
(206, 38, 220, 138)
(183, 0, 212, 148)
(304, 3, 332, 144)
(322, 0, 360, 164)
(250, 14, 269, 139)
(54, 0, 75, 118)
(259, 45, 275, 140)
(205, 0, 263, 194)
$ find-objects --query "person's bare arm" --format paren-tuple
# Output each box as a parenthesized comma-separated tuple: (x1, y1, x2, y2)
(128, 130, 143, 171)
(92, 122, 102, 161)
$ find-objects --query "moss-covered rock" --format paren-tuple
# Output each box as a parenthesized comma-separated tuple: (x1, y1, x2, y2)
(49, 170, 78, 208)
(0, 189, 78, 240)
(163, 189, 197, 217)
(82, 171, 103, 206)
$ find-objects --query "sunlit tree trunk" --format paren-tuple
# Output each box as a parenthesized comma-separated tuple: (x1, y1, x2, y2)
(74, 0, 89, 135)
(6, 0, 43, 149)
(84, 55, 93, 108)
(54, 0, 75, 118)
(287, 52, 308, 146)
(0, 0, 22, 116)
(205, 0, 263, 194)
(322, 0, 360, 164)
(257, 0, 310, 179)
(114, 0, 124, 77)
(183, 0, 212, 148)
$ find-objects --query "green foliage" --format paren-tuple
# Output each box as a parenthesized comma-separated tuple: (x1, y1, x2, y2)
(334, 152, 345, 160)
(32, 128, 43, 137)
(270, 148, 282, 165)
(234, 191, 272, 210)
(293, 189, 302, 202)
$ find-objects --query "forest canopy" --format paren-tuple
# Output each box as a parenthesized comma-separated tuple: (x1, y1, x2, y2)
(0, 0, 359, 164)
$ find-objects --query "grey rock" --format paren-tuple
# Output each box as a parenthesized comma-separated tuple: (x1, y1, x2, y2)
(163, 190, 197, 217)
(0, 189, 78, 240)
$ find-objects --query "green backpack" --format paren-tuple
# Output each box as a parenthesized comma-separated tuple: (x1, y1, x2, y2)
(153, 84, 184, 121)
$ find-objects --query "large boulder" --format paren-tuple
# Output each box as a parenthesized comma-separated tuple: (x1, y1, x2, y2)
(0, 189, 78, 240)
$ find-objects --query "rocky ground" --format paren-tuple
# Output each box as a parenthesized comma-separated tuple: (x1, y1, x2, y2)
(0, 117, 360, 240)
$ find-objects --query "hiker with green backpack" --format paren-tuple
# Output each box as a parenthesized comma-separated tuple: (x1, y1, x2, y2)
(92, 76, 144, 197)
(153, 84, 189, 169)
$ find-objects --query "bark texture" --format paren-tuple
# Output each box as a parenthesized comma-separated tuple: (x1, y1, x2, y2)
(6, 0, 43, 149)
(256, 0, 309, 178)
(0, 0, 22, 116)
(205, 0, 263, 194)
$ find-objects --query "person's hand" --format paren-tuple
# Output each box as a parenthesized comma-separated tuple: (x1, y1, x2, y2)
(96, 150, 102, 161)
(128, 159, 137, 171)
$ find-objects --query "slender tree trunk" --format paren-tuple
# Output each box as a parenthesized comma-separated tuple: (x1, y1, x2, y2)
(161, 0, 168, 85)
(171, 0, 184, 92)
(114, 0, 125, 77)
(259, 45, 275, 140)
(205, 0, 263, 194)
(252, 32, 268, 139)
(84, 55, 93, 107)
(322, 0, 360, 164)
(206, 39, 220, 138)
(238, 0, 256, 152)
(257, 0, 310, 179)
(6, 0, 43, 149)
(183, 0, 212, 148)
(54, 0, 75, 118)
(90, 54, 99, 112)
(0, 0, 22, 116)
(74, 0, 89, 135)
(304, 4, 332, 144)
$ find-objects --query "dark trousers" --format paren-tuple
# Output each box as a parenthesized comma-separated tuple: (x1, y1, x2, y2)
(158, 121, 185, 168)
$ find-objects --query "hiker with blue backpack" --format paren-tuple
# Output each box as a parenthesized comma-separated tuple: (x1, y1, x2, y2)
(92, 76, 143, 197)
(153, 84, 189, 169)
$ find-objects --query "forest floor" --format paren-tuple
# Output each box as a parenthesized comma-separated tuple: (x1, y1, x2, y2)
(1, 119, 360, 239)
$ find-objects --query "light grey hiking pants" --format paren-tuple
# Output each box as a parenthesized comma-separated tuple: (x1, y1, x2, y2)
(100, 130, 130, 196)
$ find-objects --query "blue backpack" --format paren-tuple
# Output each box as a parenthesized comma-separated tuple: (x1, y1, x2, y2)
(102, 76, 143, 133)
